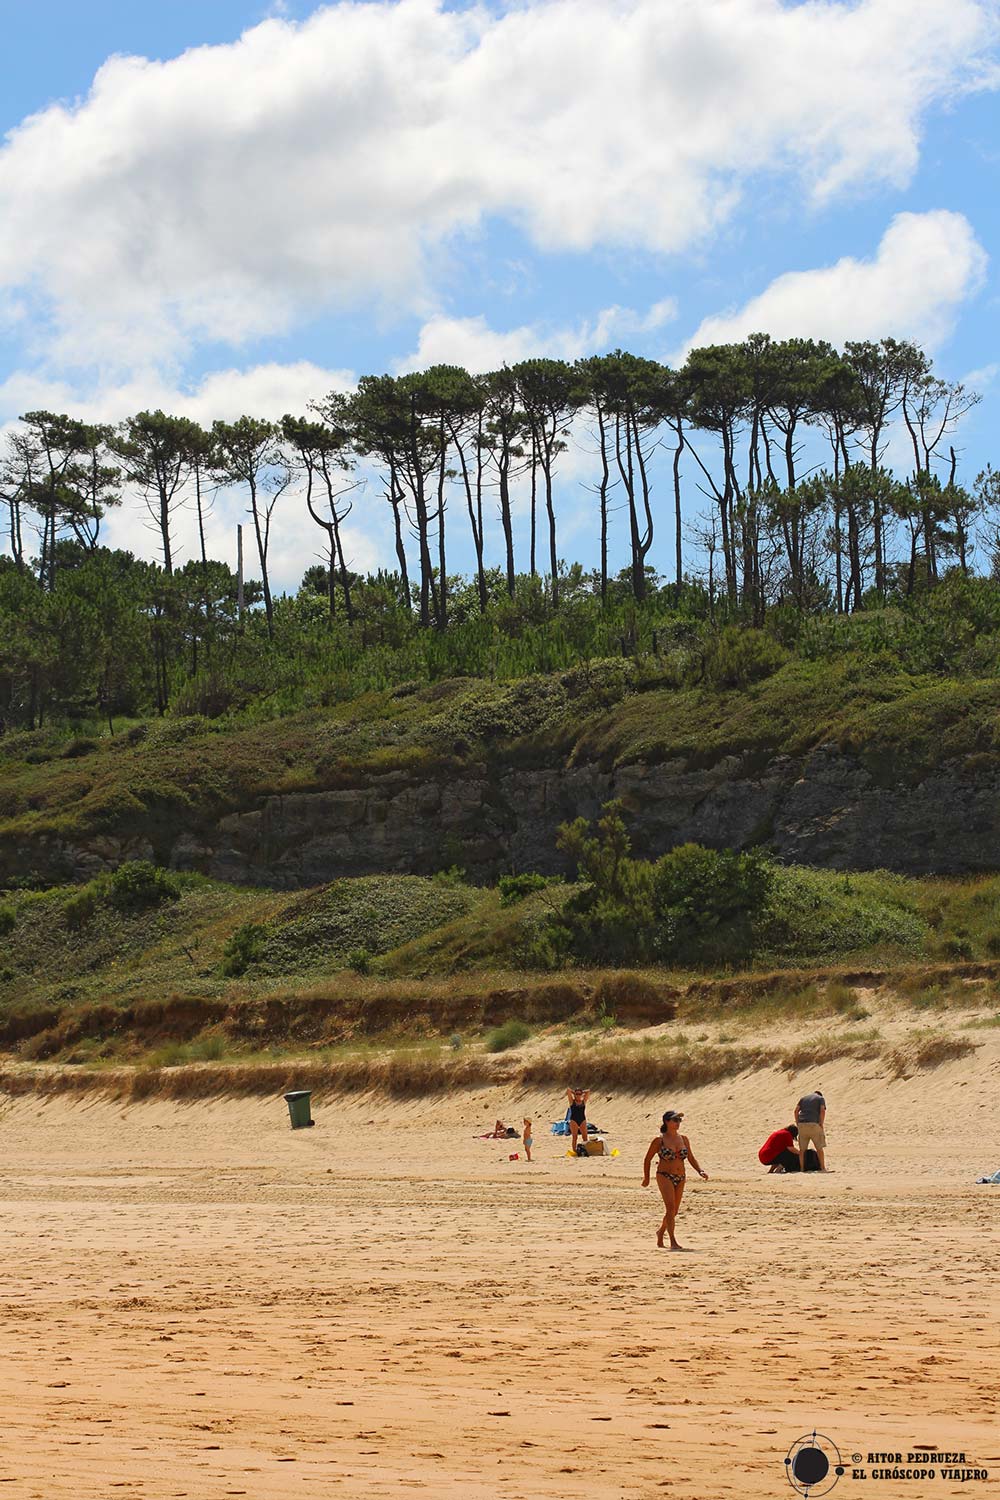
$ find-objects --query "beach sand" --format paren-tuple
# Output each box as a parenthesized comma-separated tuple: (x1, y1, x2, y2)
(0, 1040, 997, 1498)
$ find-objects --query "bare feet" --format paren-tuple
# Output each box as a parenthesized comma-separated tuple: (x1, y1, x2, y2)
(669, 1242, 687, 1251)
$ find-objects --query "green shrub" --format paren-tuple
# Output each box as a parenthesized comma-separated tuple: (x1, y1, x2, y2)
(701, 627, 788, 688)
(61, 737, 100, 759)
(826, 980, 870, 1020)
(551, 801, 657, 964)
(516, 929, 570, 970)
(905, 983, 945, 1010)
(938, 934, 974, 960)
(221, 921, 267, 977)
(552, 801, 773, 966)
(485, 1019, 531, 1052)
(145, 1041, 186, 1068)
(651, 843, 774, 959)
(760, 867, 924, 961)
(0, 905, 15, 938)
(108, 861, 181, 912)
(827, 980, 857, 1012)
(499, 873, 550, 906)
(347, 946, 371, 974)
(186, 1035, 225, 1062)
(170, 672, 238, 719)
(64, 888, 98, 930)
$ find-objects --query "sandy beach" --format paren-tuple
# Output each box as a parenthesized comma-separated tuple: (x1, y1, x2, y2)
(0, 1041, 997, 1499)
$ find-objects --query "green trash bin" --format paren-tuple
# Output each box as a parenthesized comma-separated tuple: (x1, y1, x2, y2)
(284, 1090, 314, 1129)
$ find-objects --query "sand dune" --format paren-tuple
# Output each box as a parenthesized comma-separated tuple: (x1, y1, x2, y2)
(0, 1034, 997, 1497)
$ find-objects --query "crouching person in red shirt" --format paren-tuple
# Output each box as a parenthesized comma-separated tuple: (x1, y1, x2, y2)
(758, 1123, 819, 1173)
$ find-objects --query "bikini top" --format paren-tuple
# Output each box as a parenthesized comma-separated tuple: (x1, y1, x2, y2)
(659, 1141, 688, 1160)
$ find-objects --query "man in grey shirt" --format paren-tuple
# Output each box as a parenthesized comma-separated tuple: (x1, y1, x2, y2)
(794, 1089, 827, 1171)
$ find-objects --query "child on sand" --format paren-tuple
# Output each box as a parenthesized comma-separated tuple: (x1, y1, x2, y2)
(522, 1118, 533, 1162)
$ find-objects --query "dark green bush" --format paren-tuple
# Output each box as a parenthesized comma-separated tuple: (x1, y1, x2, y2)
(938, 934, 974, 960)
(485, 1019, 531, 1052)
(516, 928, 571, 970)
(61, 737, 100, 759)
(64, 888, 98, 930)
(701, 627, 788, 688)
(108, 861, 181, 912)
(221, 921, 267, 977)
(170, 671, 239, 719)
(651, 843, 774, 958)
(499, 873, 550, 906)
(550, 802, 655, 964)
(549, 803, 772, 966)
(346, 946, 371, 974)
(0, 904, 15, 938)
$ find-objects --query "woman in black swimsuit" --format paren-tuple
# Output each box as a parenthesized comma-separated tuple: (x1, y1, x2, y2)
(566, 1087, 590, 1152)
(642, 1109, 708, 1250)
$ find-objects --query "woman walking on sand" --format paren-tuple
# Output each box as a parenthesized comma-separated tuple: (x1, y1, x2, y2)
(642, 1110, 708, 1250)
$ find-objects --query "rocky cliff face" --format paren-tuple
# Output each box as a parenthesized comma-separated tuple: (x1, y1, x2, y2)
(14, 743, 993, 886)
(6, 743, 997, 888)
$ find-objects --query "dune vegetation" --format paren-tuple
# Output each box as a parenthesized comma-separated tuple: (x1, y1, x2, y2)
(0, 838, 998, 1071)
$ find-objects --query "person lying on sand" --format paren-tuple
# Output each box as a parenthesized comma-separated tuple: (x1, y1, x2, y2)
(642, 1109, 708, 1251)
(565, 1087, 590, 1151)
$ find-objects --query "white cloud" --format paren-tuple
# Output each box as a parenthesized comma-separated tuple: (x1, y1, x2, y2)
(394, 299, 677, 373)
(0, 0, 993, 369)
(961, 361, 1000, 390)
(0, 359, 353, 428)
(679, 210, 988, 355)
(172, 361, 354, 424)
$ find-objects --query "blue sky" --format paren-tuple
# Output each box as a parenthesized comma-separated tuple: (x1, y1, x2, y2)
(1, 0, 999, 589)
